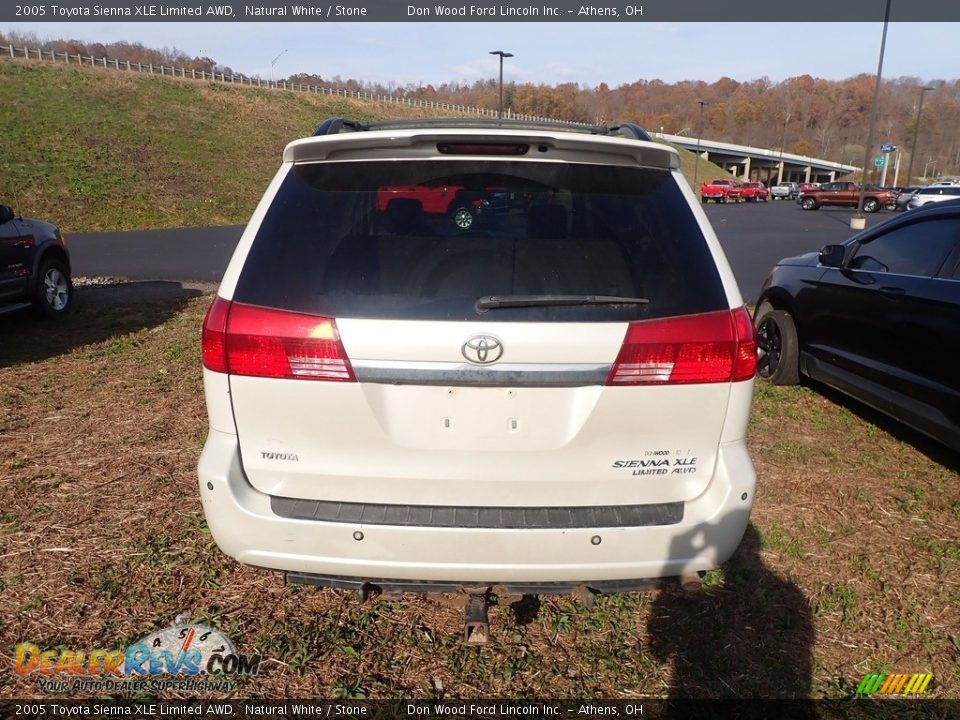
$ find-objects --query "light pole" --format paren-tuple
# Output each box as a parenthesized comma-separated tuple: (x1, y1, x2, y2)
(692, 101, 706, 191)
(853, 0, 891, 228)
(489, 50, 513, 118)
(270, 48, 288, 84)
(906, 86, 935, 184)
(777, 115, 789, 184)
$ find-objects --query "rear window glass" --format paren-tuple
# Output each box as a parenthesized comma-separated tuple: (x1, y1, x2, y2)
(233, 160, 727, 322)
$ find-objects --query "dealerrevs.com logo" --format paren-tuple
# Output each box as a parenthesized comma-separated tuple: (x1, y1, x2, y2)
(14, 624, 261, 693)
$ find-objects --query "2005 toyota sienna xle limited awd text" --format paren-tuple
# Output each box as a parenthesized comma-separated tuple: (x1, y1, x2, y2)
(198, 118, 758, 625)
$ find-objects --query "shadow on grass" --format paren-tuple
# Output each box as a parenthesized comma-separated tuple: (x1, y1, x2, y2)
(803, 379, 960, 474)
(648, 521, 815, 704)
(0, 281, 203, 367)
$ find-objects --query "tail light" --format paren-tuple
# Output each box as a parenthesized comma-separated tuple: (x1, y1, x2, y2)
(201, 296, 230, 373)
(201, 297, 355, 382)
(607, 307, 756, 385)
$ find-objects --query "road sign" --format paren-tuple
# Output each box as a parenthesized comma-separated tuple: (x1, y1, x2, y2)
(880, 143, 896, 153)
(874, 157, 885, 167)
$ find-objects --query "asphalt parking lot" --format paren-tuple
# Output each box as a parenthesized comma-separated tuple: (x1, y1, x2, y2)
(702, 200, 889, 299)
(67, 201, 893, 302)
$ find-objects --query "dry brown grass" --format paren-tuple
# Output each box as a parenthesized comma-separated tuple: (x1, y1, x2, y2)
(0, 289, 957, 700)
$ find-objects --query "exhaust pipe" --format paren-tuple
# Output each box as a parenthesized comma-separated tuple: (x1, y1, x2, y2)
(680, 572, 703, 592)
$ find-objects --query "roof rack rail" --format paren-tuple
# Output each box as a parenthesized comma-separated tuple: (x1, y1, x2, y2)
(312, 117, 368, 136)
(609, 123, 652, 141)
(310, 117, 653, 140)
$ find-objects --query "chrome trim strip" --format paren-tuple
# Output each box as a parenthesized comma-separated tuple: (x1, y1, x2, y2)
(351, 360, 611, 387)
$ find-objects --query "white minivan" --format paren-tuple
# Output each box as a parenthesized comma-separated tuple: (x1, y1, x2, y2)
(198, 118, 757, 605)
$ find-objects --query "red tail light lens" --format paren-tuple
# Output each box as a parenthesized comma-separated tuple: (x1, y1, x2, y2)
(201, 296, 230, 373)
(730, 306, 758, 381)
(607, 307, 757, 385)
(201, 299, 355, 382)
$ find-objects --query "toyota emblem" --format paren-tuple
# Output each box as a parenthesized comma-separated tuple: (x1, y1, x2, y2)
(462, 335, 503, 365)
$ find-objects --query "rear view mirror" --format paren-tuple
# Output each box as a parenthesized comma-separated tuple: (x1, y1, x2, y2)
(819, 244, 845, 268)
(0, 205, 14, 224)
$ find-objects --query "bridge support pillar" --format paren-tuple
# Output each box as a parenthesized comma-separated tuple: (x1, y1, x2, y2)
(804, 166, 812, 182)
(777, 161, 784, 184)
(741, 157, 751, 180)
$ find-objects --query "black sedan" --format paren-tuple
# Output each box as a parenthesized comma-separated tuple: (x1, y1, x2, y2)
(754, 200, 960, 452)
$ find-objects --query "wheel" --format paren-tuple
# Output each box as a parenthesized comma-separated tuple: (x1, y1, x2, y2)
(863, 198, 880, 213)
(34, 258, 73, 319)
(755, 307, 800, 385)
(452, 205, 475, 230)
(720, 196, 727, 204)
(800, 197, 817, 210)
(701, 196, 706, 204)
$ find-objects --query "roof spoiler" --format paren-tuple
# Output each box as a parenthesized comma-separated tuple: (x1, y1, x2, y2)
(311, 117, 652, 141)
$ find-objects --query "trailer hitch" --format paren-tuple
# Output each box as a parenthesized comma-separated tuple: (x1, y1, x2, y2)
(464, 593, 490, 645)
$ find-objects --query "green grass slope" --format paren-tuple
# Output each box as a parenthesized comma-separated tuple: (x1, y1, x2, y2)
(0, 59, 730, 232)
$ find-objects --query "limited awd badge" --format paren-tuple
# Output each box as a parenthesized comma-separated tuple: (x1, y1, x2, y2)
(461, 335, 503, 365)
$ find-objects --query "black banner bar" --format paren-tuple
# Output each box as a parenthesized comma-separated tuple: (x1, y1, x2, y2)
(1, 700, 958, 720)
(4, 0, 960, 22)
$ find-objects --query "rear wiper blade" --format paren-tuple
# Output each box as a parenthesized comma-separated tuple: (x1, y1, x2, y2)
(476, 294, 650, 311)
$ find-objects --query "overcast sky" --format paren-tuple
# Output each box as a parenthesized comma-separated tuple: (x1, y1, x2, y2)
(4, 21, 958, 88)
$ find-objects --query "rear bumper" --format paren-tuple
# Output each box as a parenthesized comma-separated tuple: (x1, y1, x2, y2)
(198, 430, 756, 585)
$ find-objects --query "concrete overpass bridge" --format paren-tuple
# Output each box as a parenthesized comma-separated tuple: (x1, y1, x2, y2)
(657, 132, 857, 184)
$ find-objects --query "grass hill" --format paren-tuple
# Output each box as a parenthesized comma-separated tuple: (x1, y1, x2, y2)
(0, 60, 730, 232)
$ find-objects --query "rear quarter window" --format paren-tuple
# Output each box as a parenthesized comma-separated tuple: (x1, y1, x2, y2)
(233, 160, 728, 322)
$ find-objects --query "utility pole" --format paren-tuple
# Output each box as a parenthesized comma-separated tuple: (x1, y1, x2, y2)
(852, 0, 891, 229)
(906, 86, 935, 184)
(693, 101, 706, 191)
(777, 114, 790, 184)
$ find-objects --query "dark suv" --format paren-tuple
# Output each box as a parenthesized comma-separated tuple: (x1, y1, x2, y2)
(0, 204, 72, 318)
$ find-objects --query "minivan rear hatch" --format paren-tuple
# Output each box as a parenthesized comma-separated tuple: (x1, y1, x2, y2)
(217, 150, 744, 510)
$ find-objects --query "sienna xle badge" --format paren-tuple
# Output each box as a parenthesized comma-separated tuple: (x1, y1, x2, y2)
(198, 118, 757, 642)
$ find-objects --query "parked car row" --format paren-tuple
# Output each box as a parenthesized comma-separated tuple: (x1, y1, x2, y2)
(698, 179, 828, 203)
(700, 178, 769, 202)
(890, 183, 960, 211)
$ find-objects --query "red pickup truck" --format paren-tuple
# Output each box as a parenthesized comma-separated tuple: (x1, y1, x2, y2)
(700, 179, 742, 204)
(377, 185, 490, 229)
(740, 182, 769, 202)
(797, 181, 894, 213)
